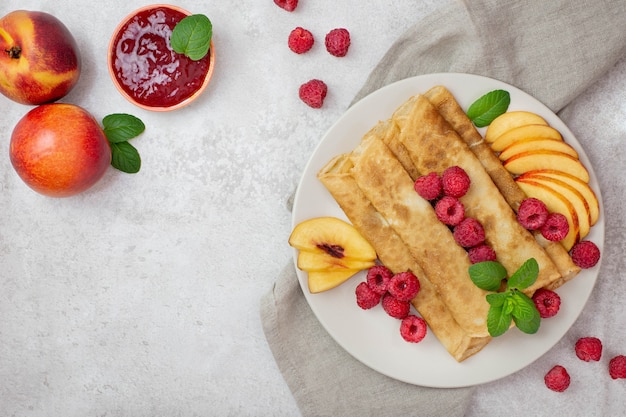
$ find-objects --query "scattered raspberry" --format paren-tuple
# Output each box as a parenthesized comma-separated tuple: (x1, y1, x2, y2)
(435, 196, 465, 226)
(381, 293, 410, 319)
(325, 28, 351, 57)
(288, 27, 314, 54)
(299, 79, 328, 108)
(388, 271, 420, 302)
(355, 282, 381, 310)
(468, 244, 497, 264)
(414, 172, 442, 200)
(540, 212, 569, 242)
(570, 240, 601, 269)
(366, 265, 393, 295)
(274, 0, 298, 12)
(400, 315, 428, 343)
(453, 217, 485, 248)
(575, 337, 603, 362)
(441, 166, 471, 198)
(532, 288, 561, 318)
(544, 365, 570, 392)
(517, 198, 549, 230)
(609, 355, 626, 379)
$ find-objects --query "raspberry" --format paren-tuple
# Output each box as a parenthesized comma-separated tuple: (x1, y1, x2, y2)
(540, 212, 569, 242)
(388, 271, 420, 302)
(274, 0, 298, 12)
(299, 79, 328, 108)
(325, 28, 351, 57)
(381, 293, 410, 319)
(544, 365, 570, 392)
(468, 244, 497, 264)
(609, 355, 626, 379)
(400, 315, 427, 343)
(355, 282, 381, 310)
(288, 27, 314, 54)
(413, 172, 442, 200)
(435, 196, 465, 226)
(532, 288, 561, 318)
(517, 198, 549, 230)
(441, 166, 471, 198)
(570, 240, 601, 269)
(453, 217, 485, 248)
(366, 265, 393, 295)
(575, 337, 603, 362)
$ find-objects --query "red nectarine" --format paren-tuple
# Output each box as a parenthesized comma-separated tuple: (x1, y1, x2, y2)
(10, 103, 111, 197)
(0, 10, 81, 105)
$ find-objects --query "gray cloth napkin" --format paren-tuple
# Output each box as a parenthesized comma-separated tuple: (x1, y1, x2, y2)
(261, 1, 626, 416)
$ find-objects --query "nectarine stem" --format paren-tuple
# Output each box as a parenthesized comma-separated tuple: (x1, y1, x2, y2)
(6, 46, 21, 59)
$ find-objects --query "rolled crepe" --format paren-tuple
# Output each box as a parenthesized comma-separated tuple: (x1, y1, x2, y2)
(423, 85, 580, 288)
(349, 136, 491, 338)
(318, 154, 491, 361)
(392, 94, 562, 294)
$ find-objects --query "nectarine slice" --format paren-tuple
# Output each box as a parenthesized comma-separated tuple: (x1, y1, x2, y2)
(485, 111, 548, 143)
(297, 251, 376, 272)
(491, 124, 563, 152)
(307, 269, 361, 293)
(503, 151, 590, 183)
(499, 138, 578, 161)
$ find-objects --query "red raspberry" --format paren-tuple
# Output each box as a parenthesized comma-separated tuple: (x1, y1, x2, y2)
(413, 172, 442, 200)
(609, 355, 626, 379)
(544, 365, 570, 392)
(453, 217, 485, 248)
(532, 288, 561, 318)
(435, 196, 465, 226)
(381, 293, 410, 319)
(366, 265, 393, 295)
(274, 0, 298, 12)
(570, 240, 601, 269)
(540, 212, 569, 242)
(355, 282, 381, 310)
(288, 27, 314, 54)
(517, 198, 549, 230)
(299, 79, 328, 108)
(400, 315, 428, 343)
(575, 337, 603, 362)
(325, 28, 351, 57)
(468, 244, 497, 264)
(388, 271, 420, 302)
(441, 166, 471, 198)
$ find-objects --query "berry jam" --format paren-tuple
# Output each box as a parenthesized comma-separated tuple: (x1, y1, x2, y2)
(110, 6, 211, 109)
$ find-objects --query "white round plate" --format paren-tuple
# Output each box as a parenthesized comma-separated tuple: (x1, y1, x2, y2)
(291, 73, 604, 388)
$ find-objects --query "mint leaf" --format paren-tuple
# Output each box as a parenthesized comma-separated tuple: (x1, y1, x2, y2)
(467, 89, 511, 127)
(468, 261, 507, 291)
(487, 303, 512, 337)
(171, 14, 212, 61)
(110, 141, 141, 174)
(512, 292, 541, 334)
(486, 291, 509, 307)
(103, 114, 145, 144)
(507, 258, 539, 290)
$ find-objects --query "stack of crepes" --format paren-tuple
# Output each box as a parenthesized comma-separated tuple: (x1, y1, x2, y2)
(317, 86, 581, 362)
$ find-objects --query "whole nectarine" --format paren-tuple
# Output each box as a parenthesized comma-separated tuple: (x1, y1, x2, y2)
(10, 103, 111, 197)
(0, 10, 81, 105)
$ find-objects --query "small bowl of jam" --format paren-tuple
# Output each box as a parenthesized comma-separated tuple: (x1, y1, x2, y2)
(108, 4, 214, 111)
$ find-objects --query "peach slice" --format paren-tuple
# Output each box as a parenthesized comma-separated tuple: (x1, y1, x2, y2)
(297, 251, 376, 272)
(522, 170, 599, 225)
(503, 151, 590, 183)
(516, 178, 579, 250)
(491, 124, 563, 152)
(289, 216, 377, 261)
(485, 111, 548, 143)
(498, 138, 578, 161)
(307, 269, 362, 293)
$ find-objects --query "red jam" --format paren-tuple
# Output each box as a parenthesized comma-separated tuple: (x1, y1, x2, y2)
(110, 6, 211, 108)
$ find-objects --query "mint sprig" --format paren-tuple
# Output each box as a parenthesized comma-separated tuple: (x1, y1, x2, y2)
(467, 89, 510, 127)
(102, 113, 145, 174)
(171, 14, 212, 61)
(469, 258, 541, 337)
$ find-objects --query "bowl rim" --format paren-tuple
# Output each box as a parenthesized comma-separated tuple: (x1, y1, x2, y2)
(107, 3, 215, 112)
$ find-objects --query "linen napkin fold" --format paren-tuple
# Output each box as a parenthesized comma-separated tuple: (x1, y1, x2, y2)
(261, 1, 626, 416)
